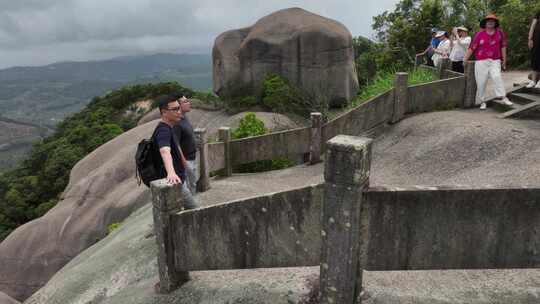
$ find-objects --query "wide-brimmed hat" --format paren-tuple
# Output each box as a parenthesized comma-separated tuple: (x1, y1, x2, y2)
(456, 26, 468, 32)
(435, 31, 446, 38)
(480, 14, 500, 28)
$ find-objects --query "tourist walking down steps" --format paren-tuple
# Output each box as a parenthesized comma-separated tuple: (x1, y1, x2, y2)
(463, 14, 513, 110)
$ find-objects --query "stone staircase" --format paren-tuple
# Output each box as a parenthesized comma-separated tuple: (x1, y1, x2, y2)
(491, 86, 540, 118)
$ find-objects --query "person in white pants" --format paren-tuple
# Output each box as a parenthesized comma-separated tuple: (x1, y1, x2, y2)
(474, 59, 508, 108)
(463, 14, 513, 110)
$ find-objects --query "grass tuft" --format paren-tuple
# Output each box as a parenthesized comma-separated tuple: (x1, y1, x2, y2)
(350, 67, 436, 108)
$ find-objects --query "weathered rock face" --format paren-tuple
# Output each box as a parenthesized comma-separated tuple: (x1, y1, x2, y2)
(0, 292, 20, 304)
(0, 108, 302, 302)
(24, 204, 318, 304)
(0, 120, 158, 301)
(213, 7, 359, 107)
(138, 108, 302, 134)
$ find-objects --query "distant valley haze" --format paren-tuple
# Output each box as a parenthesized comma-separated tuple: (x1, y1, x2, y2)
(0, 52, 212, 171)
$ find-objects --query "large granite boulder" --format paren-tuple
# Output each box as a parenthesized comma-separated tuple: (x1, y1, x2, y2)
(0, 119, 158, 301)
(213, 7, 359, 107)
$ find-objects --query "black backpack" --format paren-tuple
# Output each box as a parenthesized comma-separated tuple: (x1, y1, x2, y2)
(135, 128, 164, 187)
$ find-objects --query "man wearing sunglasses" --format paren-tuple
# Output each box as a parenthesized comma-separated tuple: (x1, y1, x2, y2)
(171, 94, 198, 196)
(153, 94, 198, 209)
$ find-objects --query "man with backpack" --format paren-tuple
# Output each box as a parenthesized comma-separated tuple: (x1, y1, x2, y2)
(463, 14, 513, 110)
(152, 94, 198, 209)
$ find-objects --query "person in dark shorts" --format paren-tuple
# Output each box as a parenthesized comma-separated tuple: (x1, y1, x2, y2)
(526, 10, 540, 88)
(171, 93, 198, 195)
(154, 94, 198, 209)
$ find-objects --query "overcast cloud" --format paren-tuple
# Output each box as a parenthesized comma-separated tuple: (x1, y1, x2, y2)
(0, 0, 399, 69)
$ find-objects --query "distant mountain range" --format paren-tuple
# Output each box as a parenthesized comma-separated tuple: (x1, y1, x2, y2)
(0, 53, 212, 171)
(0, 53, 212, 128)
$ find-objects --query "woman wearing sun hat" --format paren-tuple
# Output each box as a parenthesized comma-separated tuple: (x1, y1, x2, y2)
(432, 31, 451, 67)
(526, 10, 540, 88)
(449, 26, 471, 73)
(463, 14, 513, 110)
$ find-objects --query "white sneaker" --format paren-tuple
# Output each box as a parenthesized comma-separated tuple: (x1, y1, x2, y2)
(526, 80, 537, 88)
(535, 82, 540, 89)
(501, 97, 513, 106)
(480, 102, 487, 110)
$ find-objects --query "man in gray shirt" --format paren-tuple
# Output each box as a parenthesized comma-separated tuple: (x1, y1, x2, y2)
(172, 94, 198, 195)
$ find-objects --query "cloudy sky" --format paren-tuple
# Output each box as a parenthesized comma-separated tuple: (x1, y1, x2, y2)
(0, 0, 399, 69)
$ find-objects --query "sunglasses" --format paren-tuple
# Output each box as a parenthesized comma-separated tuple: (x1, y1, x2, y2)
(166, 106, 182, 112)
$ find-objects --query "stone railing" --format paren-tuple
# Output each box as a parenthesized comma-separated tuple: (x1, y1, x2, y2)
(194, 61, 476, 191)
(151, 134, 540, 303)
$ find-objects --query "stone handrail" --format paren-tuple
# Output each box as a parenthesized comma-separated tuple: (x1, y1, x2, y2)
(194, 59, 474, 186)
(152, 133, 540, 303)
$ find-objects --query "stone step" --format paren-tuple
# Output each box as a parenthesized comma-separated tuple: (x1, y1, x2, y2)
(488, 99, 515, 112)
(521, 87, 540, 94)
(497, 101, 540, 119)
(508, 92, 540, 105)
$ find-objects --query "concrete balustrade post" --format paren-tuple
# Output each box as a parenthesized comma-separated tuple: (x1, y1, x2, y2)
(194, 128, 210, 192)
(464, 61, 477, 108)
(438, 58, 451, 79)
(150, 179, 189, 293)
(391, 72, 409, 124)
(320, 135, 373, 304)
(310, 112, 322, 164)
(218, 127, 232, 177)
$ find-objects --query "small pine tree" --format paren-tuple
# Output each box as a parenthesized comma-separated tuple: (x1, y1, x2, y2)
(232, 113, 267, 139)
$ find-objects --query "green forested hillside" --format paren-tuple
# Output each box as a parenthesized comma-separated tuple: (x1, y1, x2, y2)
(0, 82, 195, 241)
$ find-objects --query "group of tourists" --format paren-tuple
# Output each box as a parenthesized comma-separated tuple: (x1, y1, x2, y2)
(418, 14, 521, 110)
(418, 26, 471, 74)
(151, 94, 200, 209)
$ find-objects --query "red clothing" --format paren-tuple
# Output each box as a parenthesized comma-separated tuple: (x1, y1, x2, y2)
(469, 30, 508, 60)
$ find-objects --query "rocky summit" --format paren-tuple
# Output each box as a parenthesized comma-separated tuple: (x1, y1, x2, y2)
(212, 7, 359, 107)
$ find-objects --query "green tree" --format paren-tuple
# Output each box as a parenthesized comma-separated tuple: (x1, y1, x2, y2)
(261, 74, 301, 113)
(499, 0, 540, 67)
(232, 113, 267, 139)
(230, 113, 294, 173)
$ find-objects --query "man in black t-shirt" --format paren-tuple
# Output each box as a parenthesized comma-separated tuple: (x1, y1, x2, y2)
(153, 94, 198, 209)
(171, 94, 198, 195)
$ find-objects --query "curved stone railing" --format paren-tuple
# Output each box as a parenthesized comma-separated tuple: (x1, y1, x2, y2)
(152, 134, 540, 302)
(195, 59, 475, 190)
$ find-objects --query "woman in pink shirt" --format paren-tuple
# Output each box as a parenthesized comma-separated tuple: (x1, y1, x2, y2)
(464, 14, 513, 110)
